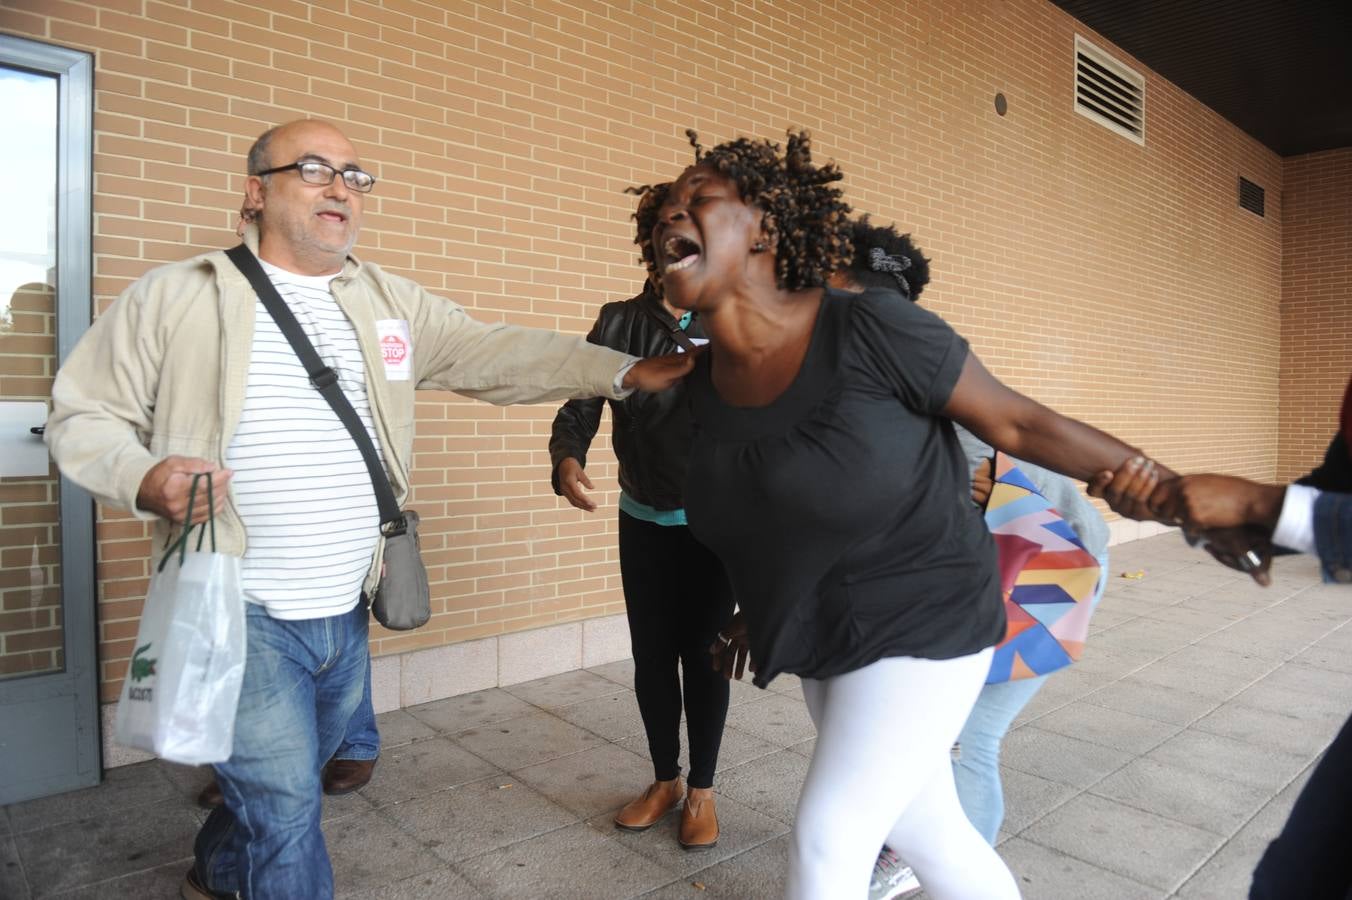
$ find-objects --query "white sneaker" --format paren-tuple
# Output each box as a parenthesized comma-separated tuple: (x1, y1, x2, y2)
(869, 846, 922, 899)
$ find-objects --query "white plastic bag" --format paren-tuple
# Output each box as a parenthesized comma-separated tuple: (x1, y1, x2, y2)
(115, 474, 245, 764)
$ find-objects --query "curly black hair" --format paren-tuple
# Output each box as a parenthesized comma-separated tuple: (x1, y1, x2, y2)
(628, 129, 854, 292)
(845, 215, 931, 301)
(627, 180, 671, 282)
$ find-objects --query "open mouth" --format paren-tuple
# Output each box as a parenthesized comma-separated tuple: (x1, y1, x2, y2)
(662, 235, 701, 274)
(317, 208, 348, 223)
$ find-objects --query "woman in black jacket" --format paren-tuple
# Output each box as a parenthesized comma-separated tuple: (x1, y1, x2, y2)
(549, 197, 735, 851)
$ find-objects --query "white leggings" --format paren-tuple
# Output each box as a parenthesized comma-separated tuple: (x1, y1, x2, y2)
(788, 650, 1020, 900)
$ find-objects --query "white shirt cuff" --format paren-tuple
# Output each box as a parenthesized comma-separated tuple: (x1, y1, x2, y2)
(1272, 483, 1318, 555)
(612, 360, 638, 399)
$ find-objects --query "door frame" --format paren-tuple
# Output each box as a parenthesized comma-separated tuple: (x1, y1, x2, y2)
(0, 34, 98, 805)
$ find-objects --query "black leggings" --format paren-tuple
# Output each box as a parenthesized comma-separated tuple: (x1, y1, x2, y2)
(618, 511, 736, 789)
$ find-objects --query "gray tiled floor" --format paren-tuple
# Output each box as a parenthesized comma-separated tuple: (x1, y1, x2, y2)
(3, 533, 1347, 898)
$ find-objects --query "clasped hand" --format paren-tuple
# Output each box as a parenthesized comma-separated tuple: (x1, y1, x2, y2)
(1089, 462, 1277, 585)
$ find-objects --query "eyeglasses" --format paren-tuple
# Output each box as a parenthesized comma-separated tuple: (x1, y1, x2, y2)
(254, 160, 377, 193)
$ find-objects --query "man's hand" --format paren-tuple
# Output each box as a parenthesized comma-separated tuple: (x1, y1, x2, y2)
(1087, 456, 1164, 521)
(1186, 525, 1275, 587)
(971, 456, 995, 508)
(136, 456, 233, 525)
(622, 350, 701, 394)
(709, 611, 753, 681)
(557, 458, 597, 512)
(1149, 474, 1286, 533)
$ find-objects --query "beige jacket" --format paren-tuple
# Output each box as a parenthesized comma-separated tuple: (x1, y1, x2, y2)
(46, 227, 636, 594)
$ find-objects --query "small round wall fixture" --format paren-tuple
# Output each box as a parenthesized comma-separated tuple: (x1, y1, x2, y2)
(994, 92, 1008, 116)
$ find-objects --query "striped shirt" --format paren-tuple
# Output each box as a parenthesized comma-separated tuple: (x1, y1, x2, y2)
(224, 260, 383, 620)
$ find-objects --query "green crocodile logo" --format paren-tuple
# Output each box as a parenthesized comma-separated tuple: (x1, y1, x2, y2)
(130, 643, 157, 682)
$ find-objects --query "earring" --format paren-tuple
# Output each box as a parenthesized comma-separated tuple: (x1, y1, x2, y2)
(751, 240, 768, 253)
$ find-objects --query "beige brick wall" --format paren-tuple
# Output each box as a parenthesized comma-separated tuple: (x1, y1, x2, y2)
(0, 0, 1296, 703)
(1277, 149, 1352, 482)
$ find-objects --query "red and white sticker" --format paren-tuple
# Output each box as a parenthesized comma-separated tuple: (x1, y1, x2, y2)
(376, 319, 412, 381)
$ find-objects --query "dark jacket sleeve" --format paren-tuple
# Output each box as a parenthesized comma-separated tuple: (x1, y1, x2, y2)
(548, 311, 609, 494)
(1297, 433, 1352, 493)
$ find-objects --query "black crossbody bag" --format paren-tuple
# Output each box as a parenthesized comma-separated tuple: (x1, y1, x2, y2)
(225, 244, 430, 630)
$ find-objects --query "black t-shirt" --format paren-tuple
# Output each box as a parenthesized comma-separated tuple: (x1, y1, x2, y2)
(684, 287, 1005, 687)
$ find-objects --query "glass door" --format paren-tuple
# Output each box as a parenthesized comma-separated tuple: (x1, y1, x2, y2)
(0, 35, 97, 805)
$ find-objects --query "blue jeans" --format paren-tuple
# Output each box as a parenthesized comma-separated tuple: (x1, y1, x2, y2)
(332, 661, 379, 761)
(952, 673, 1049, 843)
(194, 602, 369, 900)
(952, 551, 1110, 844)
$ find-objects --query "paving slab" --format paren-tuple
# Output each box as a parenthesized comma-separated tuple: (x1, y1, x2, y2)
(1192, 699, 1345, 756)
(1146, 728, 1312, 793)
(357, 735, 501, 807)
(1081, 675, 1223, 726)
(14, 799, 197, 898)
(381, 774, 576, 865)
(6, 762, 179, 834)
(453, 710, 605, 772)
(1090, 756, 1271, 835)
(511, 742, 657, 819)
(501, 669, 627, 709)
(405, 687, 536, 733)
(641, 832, 791, 899)
(1030, 700, 1184, 755)
(372, 708, 438, 747)
(453, 821, 677, 900)
(324, 809, 447, 894)
(714, 750, 809, 826)
(997, 766, 1080, 835)
(1021, 792, 1224, 892)
(1, 834, 30, 900)
(338, 865, 482, 899)
(997, 836, 1160, 900)
(553, 688, 647, 742)
(586, 657, 636, 688)
(1173, 776, 1306, 900)
(1001, 726, 1135, 789)
(42, 861, 184, 899)
(723, 692, 817, 748)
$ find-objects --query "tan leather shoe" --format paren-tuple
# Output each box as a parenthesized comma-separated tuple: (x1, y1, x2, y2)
(678, 786, 719, 851)
(614, 778, 683, 831)
(322, 757, 376, 795)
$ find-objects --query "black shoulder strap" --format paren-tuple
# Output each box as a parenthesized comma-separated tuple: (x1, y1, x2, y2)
(224, 244, 403, 530)
(639, 300, 700, 353)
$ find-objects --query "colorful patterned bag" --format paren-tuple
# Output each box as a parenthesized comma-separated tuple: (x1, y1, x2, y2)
(984, 453, 1103, 683)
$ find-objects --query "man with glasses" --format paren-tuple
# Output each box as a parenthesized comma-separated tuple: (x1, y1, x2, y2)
(45, 119, 693, 900)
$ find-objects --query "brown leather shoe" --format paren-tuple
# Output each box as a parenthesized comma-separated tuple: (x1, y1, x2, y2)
(322, 757, 376, 795)
(180, 866, 238, 899)
(196, 779, 223, 810)
(614, 778, 683, 831)
(678, 786, 719, 851)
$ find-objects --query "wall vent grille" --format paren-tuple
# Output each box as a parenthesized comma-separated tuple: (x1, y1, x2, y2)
(1238, 176, 1266, 217)
(1074, 35, 1145, 145)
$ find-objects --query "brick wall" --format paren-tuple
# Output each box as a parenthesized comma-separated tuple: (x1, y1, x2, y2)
(1277, 149, 1352, 482)
(0, 0, 1293, 703)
